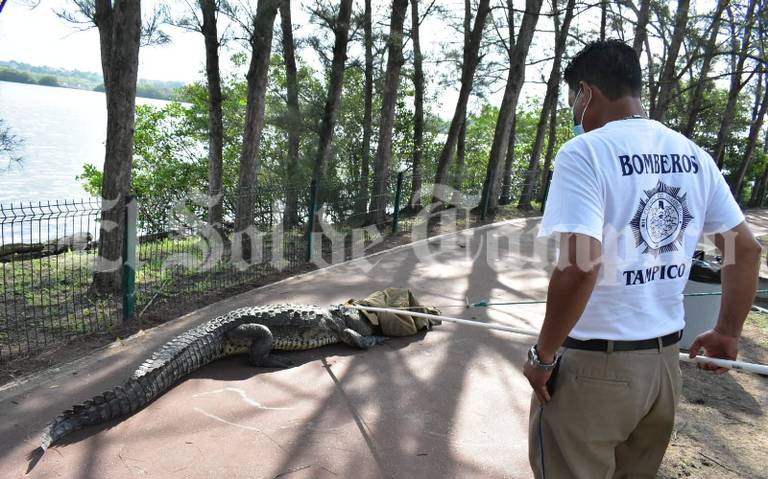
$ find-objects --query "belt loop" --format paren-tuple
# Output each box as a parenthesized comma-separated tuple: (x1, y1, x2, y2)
(606, 340, 614, 354)
(657, 336, 663, 352)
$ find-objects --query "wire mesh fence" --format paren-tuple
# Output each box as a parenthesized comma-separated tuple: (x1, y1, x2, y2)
(0, 199, 117, 361)
(0, 171, 548, 362)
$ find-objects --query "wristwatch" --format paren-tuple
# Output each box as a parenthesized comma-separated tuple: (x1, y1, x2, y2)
(527, 344, 560, 372)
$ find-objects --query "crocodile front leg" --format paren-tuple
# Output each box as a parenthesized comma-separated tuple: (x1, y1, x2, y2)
(339, 328, 387, 349)
(226, 324, 294, 368)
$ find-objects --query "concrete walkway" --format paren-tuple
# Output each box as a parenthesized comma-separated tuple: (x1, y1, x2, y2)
(1, 212, 764, 478)
(1, 216, 552, 479)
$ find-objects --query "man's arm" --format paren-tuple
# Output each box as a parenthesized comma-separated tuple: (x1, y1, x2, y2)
(536, 233, 602, 361)
(689, 222, 762, 372)
(524, 232, 601, 403)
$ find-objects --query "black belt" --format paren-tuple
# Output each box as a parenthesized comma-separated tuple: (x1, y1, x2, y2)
(563, 330, 682, 352)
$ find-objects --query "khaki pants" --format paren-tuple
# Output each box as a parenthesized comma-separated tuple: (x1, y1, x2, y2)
(528, 342, 682, 479)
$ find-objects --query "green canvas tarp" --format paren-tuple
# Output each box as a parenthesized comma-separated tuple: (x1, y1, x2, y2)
(346, 288, 442, 336)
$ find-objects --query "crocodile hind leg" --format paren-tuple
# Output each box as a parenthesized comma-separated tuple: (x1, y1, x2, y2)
(226, 324, 294, 368)
(340, 328, 387, 349)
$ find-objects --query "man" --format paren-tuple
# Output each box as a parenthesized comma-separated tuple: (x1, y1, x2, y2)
(524, 39, 762, 478)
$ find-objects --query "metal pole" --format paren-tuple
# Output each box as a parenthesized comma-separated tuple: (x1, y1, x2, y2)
(344, 304, 768, 376)
(392, 171, 404, 234)
(122, 195, 137, 324)
(305, 180, 318, 263)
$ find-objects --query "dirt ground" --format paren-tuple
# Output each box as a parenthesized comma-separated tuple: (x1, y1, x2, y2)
(658, 211, 768, 479)
(658, 312, 768, 479)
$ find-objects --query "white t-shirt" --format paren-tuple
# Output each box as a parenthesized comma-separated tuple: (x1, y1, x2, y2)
(539, 118, 745, 341)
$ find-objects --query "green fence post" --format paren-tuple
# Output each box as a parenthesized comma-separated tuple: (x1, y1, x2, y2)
(305, 181, 317, 263)
(122, 195, 137, 324)
(392, 171, 404, 234)
(540, 170, 554, 213)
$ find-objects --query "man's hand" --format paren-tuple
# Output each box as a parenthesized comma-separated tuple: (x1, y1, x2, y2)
(523, 359, 553, 404)
(688, 328, 739, 374)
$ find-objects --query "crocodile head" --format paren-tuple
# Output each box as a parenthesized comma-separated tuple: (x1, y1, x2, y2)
(329, 304, 365, 324)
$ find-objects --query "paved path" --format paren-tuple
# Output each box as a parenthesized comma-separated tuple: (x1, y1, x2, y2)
(1, 212, 764, 478)
(0, 217, 552, 479)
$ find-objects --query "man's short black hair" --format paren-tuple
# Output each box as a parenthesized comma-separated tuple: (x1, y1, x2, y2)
(563, 39, 642, 100)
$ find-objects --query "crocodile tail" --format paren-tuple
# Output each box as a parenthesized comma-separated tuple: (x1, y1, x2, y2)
(26, 323, 229, 474)
(26, 378, 152, 474)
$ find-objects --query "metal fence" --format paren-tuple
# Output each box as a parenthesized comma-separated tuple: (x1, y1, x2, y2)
(0, 172, 548, 362)
(0, 199, 117, 360)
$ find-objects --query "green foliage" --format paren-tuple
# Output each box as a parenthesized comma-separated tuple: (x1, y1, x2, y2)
(0, 67, 37, 84)
(37, 75, 59, 87)
(666, 81, 752, 162)
(460, 104, 500, 190)
(80, 102, 207, 233)
(0, 60, 182, 100)
(0, 119, 23, 172)
(75, 46, 584, 230)
(76, 163, 103, 196)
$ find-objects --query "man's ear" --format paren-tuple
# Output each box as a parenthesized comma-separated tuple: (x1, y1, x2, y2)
(586, 83, 608, 102)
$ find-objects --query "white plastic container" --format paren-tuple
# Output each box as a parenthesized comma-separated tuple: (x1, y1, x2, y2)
(680, 280, 721, 350)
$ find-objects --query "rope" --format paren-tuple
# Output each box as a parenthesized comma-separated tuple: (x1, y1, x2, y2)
(351, 288, 768, 311)
(343, 304, 768, 376)
(473, 288, 768, 308)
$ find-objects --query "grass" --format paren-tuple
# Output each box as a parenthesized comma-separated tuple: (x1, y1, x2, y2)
(0, 204, 537, 362)
(747, 311, 768, 330)
(746, 311, 768, 349)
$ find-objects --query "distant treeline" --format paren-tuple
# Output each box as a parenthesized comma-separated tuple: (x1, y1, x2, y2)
(0, 61, 184, 100)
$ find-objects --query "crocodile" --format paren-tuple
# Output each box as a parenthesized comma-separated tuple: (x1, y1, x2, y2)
(27, 303, 391, 473)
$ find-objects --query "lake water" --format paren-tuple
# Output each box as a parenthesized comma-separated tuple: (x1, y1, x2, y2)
(0, 81, 169, 245)
(0, 80, 168, 205)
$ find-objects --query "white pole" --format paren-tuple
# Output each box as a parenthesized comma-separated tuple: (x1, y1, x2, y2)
(345, 304, 768, 376)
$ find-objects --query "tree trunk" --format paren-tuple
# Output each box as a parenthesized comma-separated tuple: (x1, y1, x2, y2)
(749, 130, 768, 207)
(309, 0, 354, 228)
(632, 0, 651, 58)
(200, 0, 225, 232)
(94, 0, 114, 93)
(600, 0, 607, 40)
(431, 0, 491, 205)
(450, 116, 468, 206)
(358, 0, 373, 217)
(730, 71, 768, 200)
(499, 111, 517, 205)
(312, 0, 352, 196)
(448, 0, 472, 209)
(92, 0, 141, 294)
(280, 0, 301, 227)
(539, 95, 559, 202)
(507, 0, 563, 212)
(681, 0, 729, 138)
(234, 0, 279, 243)
(712, 0, 758, 169)
(649, 0, 690, 121)
(408, 0, 425, 211)
(369, 0, 409, 225)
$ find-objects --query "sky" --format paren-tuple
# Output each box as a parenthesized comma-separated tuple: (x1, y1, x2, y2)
(0, 0, 636, 119)
(0, 0, 210, 83)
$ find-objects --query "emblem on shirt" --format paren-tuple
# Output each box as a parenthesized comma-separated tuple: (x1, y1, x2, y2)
(629, 180, 693, 256)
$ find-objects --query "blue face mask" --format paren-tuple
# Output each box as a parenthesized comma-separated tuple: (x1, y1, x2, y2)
(571, 87, 591, 136)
